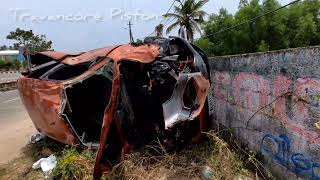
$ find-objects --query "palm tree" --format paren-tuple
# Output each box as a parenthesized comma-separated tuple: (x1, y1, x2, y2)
(163, 0, 208, 42)
(155, 24, 164, 37)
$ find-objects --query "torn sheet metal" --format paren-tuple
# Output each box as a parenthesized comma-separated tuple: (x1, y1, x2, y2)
(18, 37, 211, 179)
(163, 72, 210, 129)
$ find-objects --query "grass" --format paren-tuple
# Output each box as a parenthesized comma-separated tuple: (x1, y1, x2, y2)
(22, 137, 66, 161)
(107, 132, 255, 180)
(0, 131, 270, 180)
(52, 147, 95, 180)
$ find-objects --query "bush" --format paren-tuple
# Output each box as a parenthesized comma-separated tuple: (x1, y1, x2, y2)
(0, 59, 21, 70)
(52, 147, 95, 180)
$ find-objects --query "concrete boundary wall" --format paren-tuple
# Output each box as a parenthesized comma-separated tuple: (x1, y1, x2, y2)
(208, 46, 320, 180)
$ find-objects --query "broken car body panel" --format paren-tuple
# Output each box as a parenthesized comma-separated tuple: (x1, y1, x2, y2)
(163, 73, 210, 129)
(17, 37, 210, 179)
(18, 78, 77, 145)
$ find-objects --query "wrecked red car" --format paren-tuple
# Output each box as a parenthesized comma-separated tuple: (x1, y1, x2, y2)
(17, 37, 211, 178)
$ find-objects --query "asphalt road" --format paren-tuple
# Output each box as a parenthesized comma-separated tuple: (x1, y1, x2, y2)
(0, 90, 35, 164)
(0, 72, 21, 83)
(0, 90, 27, 125)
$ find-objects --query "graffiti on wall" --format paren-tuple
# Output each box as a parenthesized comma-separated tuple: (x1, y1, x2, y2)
(261, 133, 320, 179)
(212, 72, 320, 144)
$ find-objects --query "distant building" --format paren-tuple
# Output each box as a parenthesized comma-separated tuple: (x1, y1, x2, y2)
(0, 50, 25, 61)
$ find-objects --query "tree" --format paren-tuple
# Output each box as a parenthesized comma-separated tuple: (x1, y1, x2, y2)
(239, 0, 249, 8)
(163, 0, 208, 41)
(200, 0, 320, 56)
(6, 28, 52, 54)
(293, 13, 318, 47)
(286, 0, 320, 47)
(202, 8, 236, 55)
(193, 38, 215, 56)
(232, 0, 265, 54)
(0, 45, 8, 50)
(257, 40, 270, 52)
(261, 0, 288, 50)
(0, 45, 14, 50)
(155, 24, 164, 37)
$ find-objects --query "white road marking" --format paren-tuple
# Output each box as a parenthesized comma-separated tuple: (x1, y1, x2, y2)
(1, 97, 20, 104)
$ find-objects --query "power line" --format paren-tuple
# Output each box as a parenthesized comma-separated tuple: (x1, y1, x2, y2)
(163, 0, 186, 27)
(197, 0, 301, 40)
(162, 0, 177, 24)
(151, 0, 200, 38)
(146, 0, 178, 37)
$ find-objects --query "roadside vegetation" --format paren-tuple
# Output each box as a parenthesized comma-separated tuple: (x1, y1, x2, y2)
(108, 132, 255, 180)
(157, 0, 320, 56)
(0, 59, 24, 70)
(0, 28, 52, 71)
(0, 131, 273, 180)
(195, 0, 320, 56)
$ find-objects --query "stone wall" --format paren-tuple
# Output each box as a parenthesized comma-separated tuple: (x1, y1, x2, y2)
(208, 46, 320, 180)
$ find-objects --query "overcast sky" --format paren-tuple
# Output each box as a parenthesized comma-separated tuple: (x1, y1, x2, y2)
(0, 0, 291, 52)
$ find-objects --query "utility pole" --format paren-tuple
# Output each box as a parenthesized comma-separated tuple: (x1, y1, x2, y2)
(128, 21, 134, 43)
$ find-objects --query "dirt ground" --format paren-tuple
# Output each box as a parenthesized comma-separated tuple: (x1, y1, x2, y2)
(0, 116, 35, 165)
(0, 154, 44, 180)
(0, 117, 49, 180)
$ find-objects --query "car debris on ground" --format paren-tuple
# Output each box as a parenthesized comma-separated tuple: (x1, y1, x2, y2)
(30, 132, 45, 144)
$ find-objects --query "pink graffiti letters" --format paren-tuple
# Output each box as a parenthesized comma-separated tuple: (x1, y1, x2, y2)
(213, 72, 320, 144)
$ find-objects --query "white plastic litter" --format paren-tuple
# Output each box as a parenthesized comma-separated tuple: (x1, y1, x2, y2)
(201, 166, 213, 180)
(32, 154, 57, 178)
